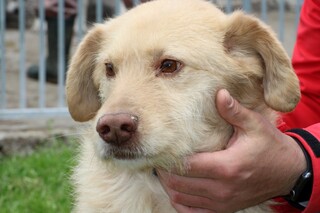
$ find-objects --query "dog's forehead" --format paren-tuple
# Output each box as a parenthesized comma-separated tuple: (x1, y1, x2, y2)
(102, 0, 227, 63)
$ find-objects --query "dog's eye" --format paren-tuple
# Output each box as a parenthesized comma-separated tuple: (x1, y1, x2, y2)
(158, 59, 182, 76)
(105, 63, 115, 78)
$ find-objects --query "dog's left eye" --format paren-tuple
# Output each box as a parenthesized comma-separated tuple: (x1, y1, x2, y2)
(158, 59, 182, 76)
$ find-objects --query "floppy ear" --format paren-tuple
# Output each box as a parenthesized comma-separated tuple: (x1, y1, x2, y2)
(223, 11, 300, 112)
(66, 24, 106, 122)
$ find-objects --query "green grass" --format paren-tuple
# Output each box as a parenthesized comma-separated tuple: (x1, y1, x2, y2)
(0, 139, 77, 213)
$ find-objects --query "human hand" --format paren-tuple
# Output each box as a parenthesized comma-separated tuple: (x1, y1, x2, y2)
(44, 0, 77, 18)
(157, 89, 307, 213)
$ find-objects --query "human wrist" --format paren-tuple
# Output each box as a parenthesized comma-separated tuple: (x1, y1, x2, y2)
(282, 135, 308, 195)
(283, 134, 313, 208)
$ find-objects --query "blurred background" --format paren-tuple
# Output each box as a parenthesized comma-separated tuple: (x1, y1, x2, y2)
(0, 0, 303, 212)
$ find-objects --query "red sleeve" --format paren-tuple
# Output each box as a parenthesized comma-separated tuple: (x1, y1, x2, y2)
(282, 0, 320, 129)
(286, 124, 320, 213)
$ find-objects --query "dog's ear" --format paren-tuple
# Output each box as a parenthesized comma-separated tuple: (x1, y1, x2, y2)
(223, 11, 300, 112)
(66, 24, 106, 122)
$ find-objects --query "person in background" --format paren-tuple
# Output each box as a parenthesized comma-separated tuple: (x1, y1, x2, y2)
(157, 0, 320, 212)
(27, 0, 149, 84)
(27, 0, 77, 83)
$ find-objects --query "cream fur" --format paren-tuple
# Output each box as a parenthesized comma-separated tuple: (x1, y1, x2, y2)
(66, 0, 300, 212)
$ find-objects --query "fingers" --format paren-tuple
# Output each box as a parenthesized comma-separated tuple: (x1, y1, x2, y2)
(172, 202, 215, 213)
(158, 171, 216, 212)
(158, 170, 233, 213)
(64, 7, 77, 16)
(172, 200, 216, 213)
(65, 0, 77, 16)
(215, 89, 261, 131)
(44, 0, 77, 17)
(182, 152, 229, 178)
(65, 0, 77, 9)
(157, 169, 236, 201)
(158, 170, 214, 197)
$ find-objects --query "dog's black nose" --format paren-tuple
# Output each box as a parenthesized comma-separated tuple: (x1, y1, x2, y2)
(96, 113, 138, 146)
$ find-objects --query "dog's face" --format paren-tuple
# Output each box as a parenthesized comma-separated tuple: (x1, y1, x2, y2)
(66, 0, 300, 170)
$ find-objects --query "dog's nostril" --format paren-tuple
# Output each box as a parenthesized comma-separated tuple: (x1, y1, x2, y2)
(121, 123, 134, 132)
(101, 125, 110, 134)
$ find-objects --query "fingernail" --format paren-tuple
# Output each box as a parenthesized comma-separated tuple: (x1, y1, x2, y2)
(223, 89, 233, 108)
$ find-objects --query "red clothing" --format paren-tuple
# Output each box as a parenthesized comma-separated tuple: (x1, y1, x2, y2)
(282, 0, 320, 128)
(286, 125, 320, 213)
(280, 0, 320, 212)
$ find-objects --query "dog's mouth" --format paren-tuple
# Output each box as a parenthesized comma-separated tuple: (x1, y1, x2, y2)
(107, 147, 144, 160)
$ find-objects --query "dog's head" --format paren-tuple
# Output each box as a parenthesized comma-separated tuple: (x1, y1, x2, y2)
(66, 0, 300, 170)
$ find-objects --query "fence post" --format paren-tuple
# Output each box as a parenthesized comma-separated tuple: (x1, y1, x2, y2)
(133, 0, 141, 6)
(77, 0, 85, 41)
(19, 0, 26, 109)
(226, 0, 232, 14)
(38, 0, 46, 108)
(0, 0, 6, 109)
(115, 0, 122, 16)
(96, 0, 103, 23)
(295, 0, 302, 29)
(278, 0, 285, 42)
(260, 0, 268, 22)
(242, 0, 251, 13)
(58, 0, 65, 107)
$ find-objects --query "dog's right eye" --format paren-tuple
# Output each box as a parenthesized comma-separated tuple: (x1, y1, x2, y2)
(157, 59, 182, 77)
(105, 63, 115, 78)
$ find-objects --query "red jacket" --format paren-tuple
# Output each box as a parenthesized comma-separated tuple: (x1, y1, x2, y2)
(283, 0, 320, 129)
(279, 0, 320, 212)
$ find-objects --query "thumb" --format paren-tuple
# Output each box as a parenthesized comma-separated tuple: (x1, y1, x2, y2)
(216, 89, 259, 130)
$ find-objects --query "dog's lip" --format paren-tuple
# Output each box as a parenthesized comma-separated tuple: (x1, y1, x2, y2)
(108, 147, 143, 160)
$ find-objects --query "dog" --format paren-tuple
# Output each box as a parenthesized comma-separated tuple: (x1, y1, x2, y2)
(66, 0, 300, 212)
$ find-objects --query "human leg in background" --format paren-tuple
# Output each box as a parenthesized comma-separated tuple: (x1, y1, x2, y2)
(27, 0, 76, 84)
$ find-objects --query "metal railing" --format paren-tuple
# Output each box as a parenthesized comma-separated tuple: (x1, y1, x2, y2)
(0, 0, 303, 120)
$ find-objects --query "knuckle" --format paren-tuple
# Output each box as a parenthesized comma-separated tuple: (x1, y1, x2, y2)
(219, 163, 239, 179)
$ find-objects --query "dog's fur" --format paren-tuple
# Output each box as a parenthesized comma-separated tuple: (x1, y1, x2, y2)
(66, 0, 300, 212)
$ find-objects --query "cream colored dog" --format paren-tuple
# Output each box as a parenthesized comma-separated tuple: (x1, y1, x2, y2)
(66, 0, 300, 212)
